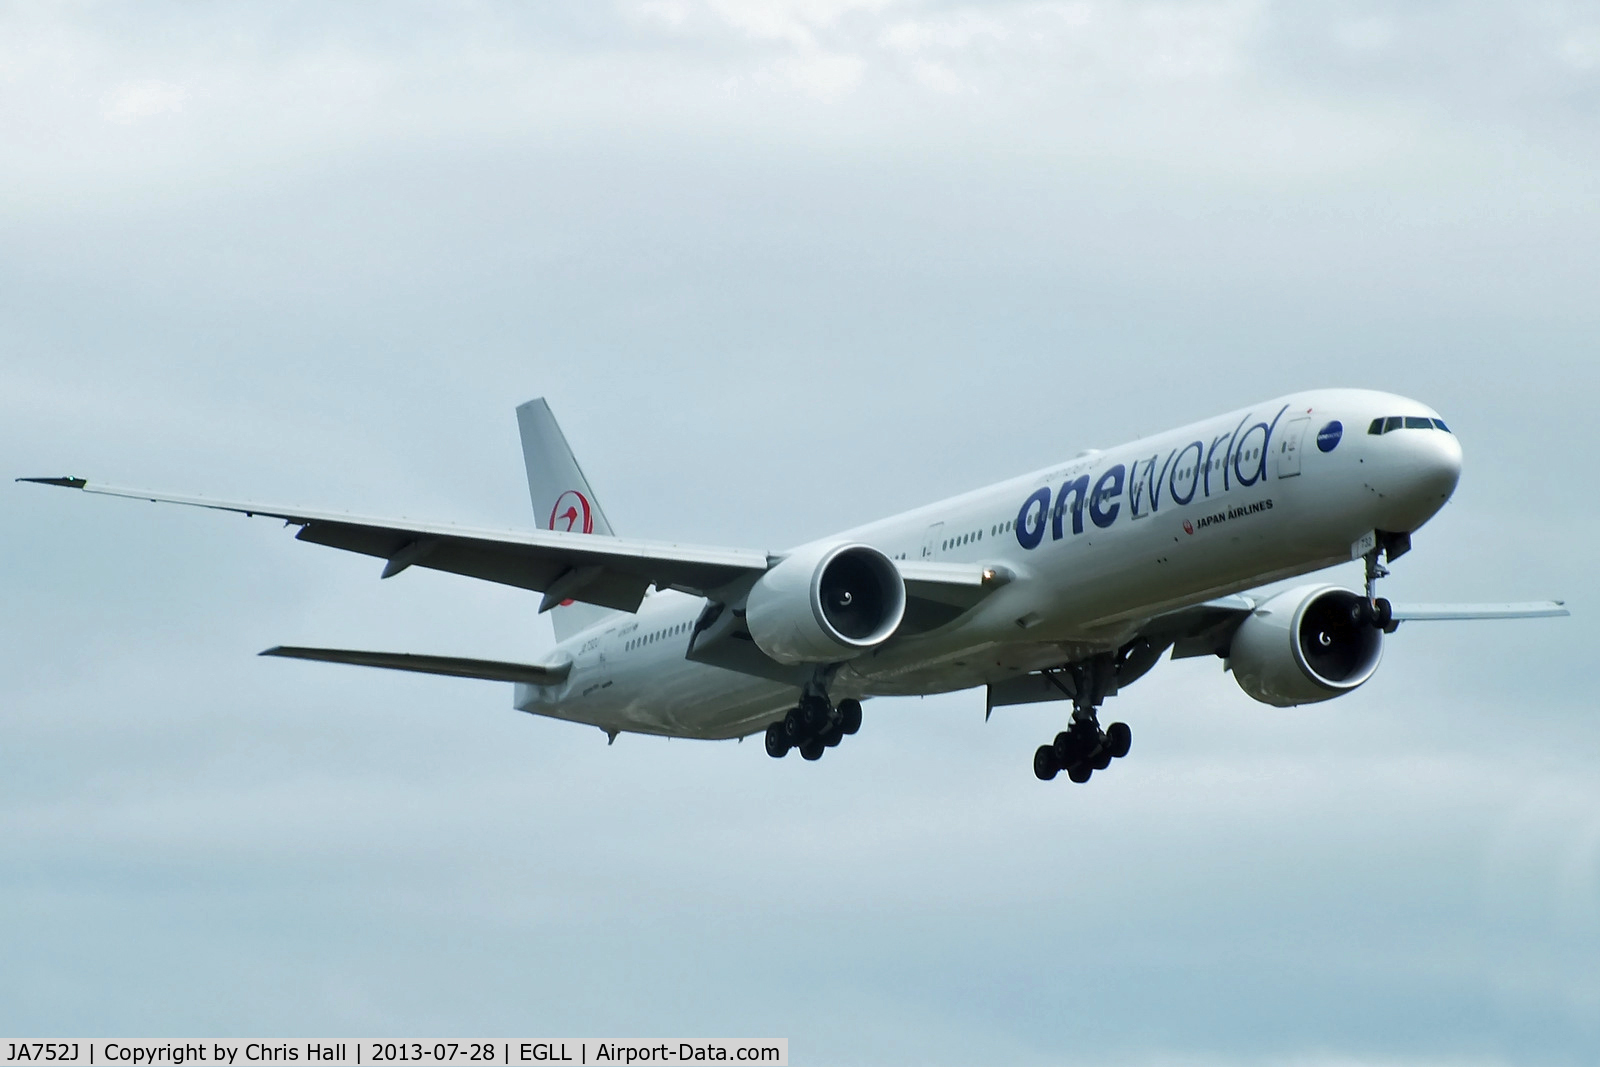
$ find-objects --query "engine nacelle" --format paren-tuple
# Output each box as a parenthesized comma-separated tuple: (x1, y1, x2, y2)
(1229, 584, 1384, 707)
(745, 542, 907, 665)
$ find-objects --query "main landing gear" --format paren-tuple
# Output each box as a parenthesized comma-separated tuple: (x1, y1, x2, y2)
(765, 695, 862, 762)
(1032, 654, 1134, 784)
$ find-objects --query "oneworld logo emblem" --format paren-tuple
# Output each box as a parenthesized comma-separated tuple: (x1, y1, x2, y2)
(1316, 420, 1343, 453)
(549, 490, 594, 534)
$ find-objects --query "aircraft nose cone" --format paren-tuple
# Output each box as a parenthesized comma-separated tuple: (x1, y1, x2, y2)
(1380, 427, 1462, 531)
(1420, 428, 1465, 502)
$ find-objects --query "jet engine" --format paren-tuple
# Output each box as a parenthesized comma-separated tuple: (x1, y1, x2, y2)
(744, 542, 907, 665)
(1228, 584, 1384, 707)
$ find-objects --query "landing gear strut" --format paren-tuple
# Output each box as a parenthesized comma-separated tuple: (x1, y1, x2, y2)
(1359, 538, 1402, 634)
(765, 693, 862, 762)
(1032, 653, 1133, 784)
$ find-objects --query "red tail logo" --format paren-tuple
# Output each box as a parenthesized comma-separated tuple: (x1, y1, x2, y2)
(547, 490, 594, 606)
(549, 490, 594, 534)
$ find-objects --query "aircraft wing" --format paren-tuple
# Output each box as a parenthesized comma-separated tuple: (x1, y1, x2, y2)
(1385, 602, 1570, 621)
(989, 592, 1569, 711)
(20, 479, 998, 627)
(21, 477, 768, 612)
(1164, 594, 1568, 657)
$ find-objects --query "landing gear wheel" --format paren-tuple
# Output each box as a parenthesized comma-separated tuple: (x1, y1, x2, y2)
(1355, 596, 1395, 629)
(838, 698, 863, 735)
(1033, 745, 1059, 781)
(784, 707, 807, 741)
(764, 723, 791, 759)
(1067, 762, 1093, 784)
(799, 739, 825, 761)
(1091, 747, 1112, 771)
(1052, 731, 1080, 766)
(822, 726, 843, 748)
(1105, 721, 1132, 759)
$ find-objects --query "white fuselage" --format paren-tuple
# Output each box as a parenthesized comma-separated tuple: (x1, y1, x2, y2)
(516, 389, 1463, 740)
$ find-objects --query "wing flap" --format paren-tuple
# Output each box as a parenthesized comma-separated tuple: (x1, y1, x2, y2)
(261, 645, 573, 685)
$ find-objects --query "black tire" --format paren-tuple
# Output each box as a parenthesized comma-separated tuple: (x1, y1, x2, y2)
(764, 723, 790, 759)
(1067, 761, 1093, 784)
(1053, 730, 1077, 765)
(1373, 598, 1393, 629)
(1033, 745, 1059, 781)
(803, 701, 832, 734)
(1106, 721, 1132, 759)
(822, 727, 843, 748)
(800, 739, 825, 761)
(838, 698, 863, 735)
(1091, 747, 1112, 771)
(784, 707, 807, 741)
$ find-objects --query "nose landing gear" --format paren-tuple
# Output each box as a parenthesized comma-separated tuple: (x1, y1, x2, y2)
(1359, 536, 1405, 634)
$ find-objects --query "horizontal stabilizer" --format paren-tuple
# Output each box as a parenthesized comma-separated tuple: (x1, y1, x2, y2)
(1388, 601, 1569, 621)
(261, 645, 572, 686)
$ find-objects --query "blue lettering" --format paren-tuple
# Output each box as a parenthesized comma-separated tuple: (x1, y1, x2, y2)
(1089, 465, 1125, 529)
(1234, 405, 1288, 487)
(1052, 475, 1090, 539)
(1016, 487, 1050, 549)
(1203, 434, 1230, 497)
(1140, 449, 1176, 514)
(1222, 414, 1250, 492)
(1170, 440, 1203, 505)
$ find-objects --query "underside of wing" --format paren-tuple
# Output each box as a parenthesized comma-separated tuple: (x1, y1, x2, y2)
(261, 645, 573, 686)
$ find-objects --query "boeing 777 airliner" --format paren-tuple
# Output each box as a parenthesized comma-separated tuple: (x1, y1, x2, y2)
(22, 389, 1567, 783)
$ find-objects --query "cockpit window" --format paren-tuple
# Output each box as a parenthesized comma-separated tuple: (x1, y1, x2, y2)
(1369, 415, 1454, 435)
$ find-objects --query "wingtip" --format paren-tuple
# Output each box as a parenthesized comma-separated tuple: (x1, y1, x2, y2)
(17, 476, 87, 488)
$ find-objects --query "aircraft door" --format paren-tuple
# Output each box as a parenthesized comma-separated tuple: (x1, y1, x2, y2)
(1276, 417, 1311, 478)
(921, 522, 945, 559)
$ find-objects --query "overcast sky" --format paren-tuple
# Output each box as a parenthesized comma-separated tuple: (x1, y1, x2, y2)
(2, 1, 1597, 1062)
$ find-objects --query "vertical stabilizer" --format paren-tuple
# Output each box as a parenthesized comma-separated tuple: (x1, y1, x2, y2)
(516, 398, 621, 642)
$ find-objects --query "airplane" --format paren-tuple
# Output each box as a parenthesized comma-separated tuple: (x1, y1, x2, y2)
(20, 388, 1569, 784)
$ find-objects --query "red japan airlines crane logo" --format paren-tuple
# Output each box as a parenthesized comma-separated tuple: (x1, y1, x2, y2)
(547, 490, 594, 607)
(549, 490, 594, 534)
